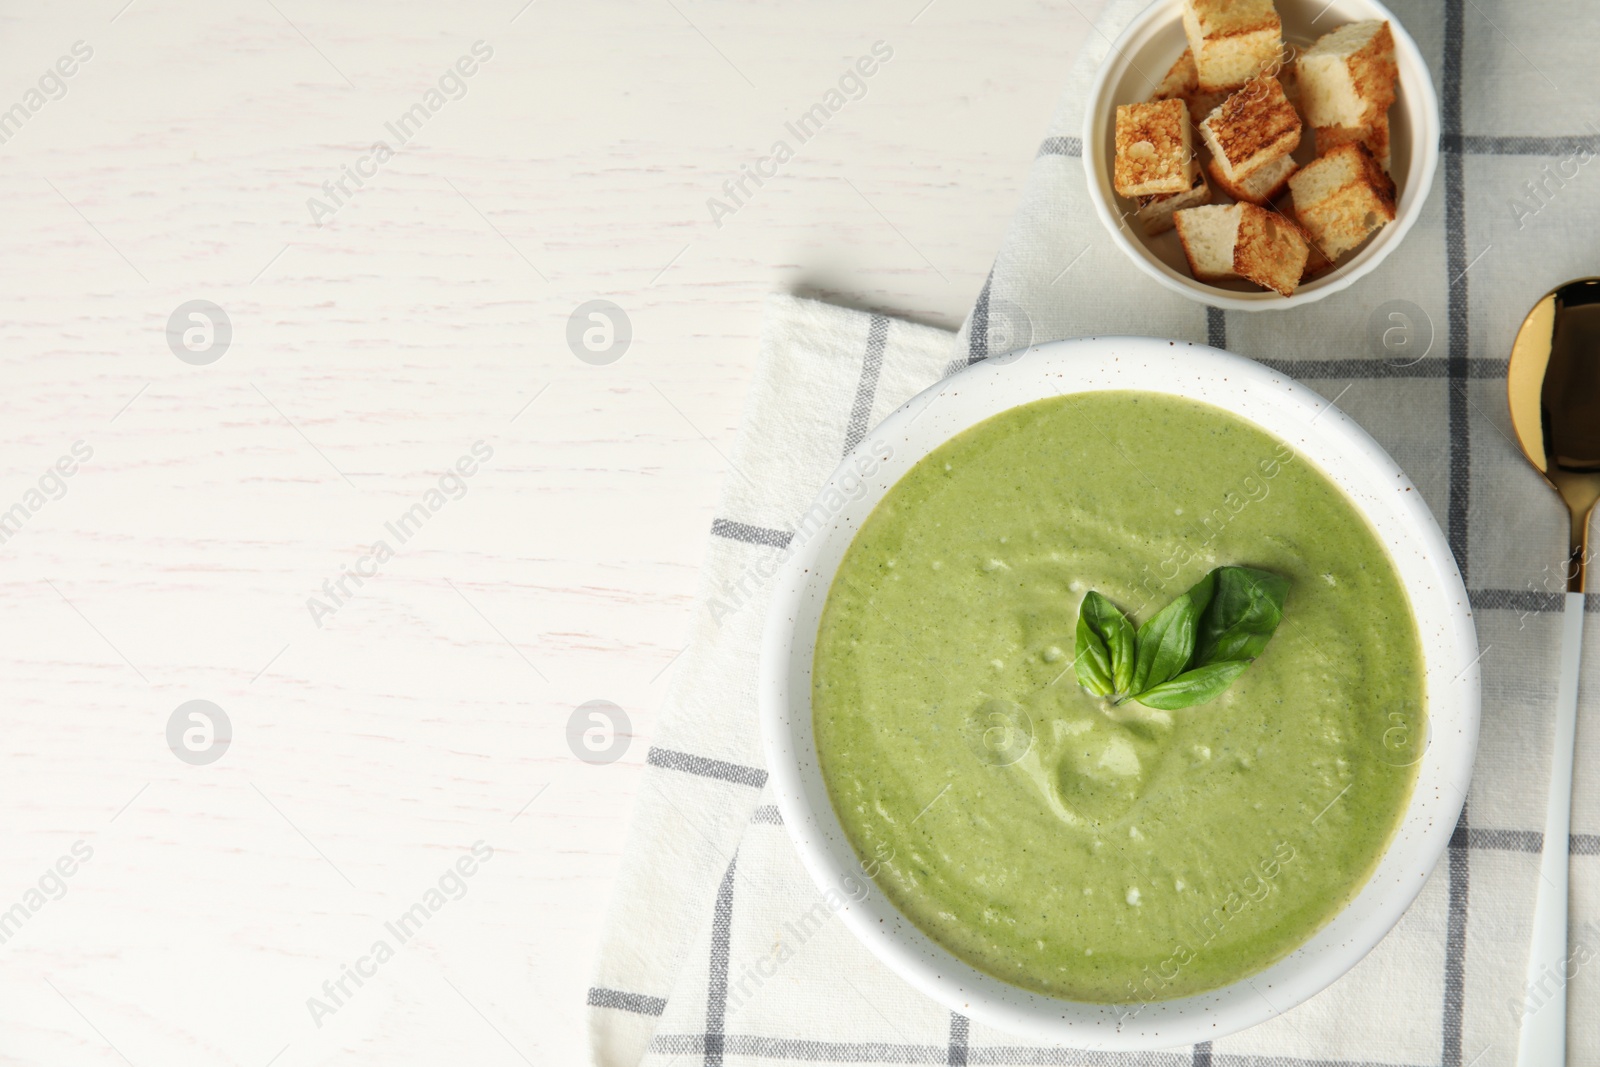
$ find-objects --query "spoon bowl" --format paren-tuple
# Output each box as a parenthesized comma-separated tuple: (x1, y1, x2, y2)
(1509, 277, 1600, 590)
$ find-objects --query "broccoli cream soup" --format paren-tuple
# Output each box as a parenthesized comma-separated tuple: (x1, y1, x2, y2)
(812, 391, 1424, 1003)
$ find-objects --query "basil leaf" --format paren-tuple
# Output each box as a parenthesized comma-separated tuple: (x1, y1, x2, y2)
(1134, 660, 1250, 710)
(1074, 609, 1114, 697)
(1192, 566, 1289, 667)
(1078, 591, 1136, 695)
(1129, 571, 1215, 695)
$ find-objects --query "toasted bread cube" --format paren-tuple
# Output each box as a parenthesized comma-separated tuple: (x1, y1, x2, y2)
(1288, 142, 1396, 260)
(1301, 240, 1336, 281)
(1175, 204, 1241, 282)
(1175, 202, 1307, 295)
(1181, 0, 1283, 92)
(1114, 99, 1195, 197)
(1316, 112, 1391, 172)
(1199, 74, 1301, 182)
(1153, 48, 1199, 99)
(1277, 45, 1302, 107)
(1298, 20, 1396, 129)
(1233, 203, 1308, 296)
(1207, 151, 1297, 205)
(1151, 48, 1233, 123)
(1187, 90, 1230, 125)
(1136, 169, 1212, 235)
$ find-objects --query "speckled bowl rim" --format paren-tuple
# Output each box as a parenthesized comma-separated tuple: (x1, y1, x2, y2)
(1081, 0, 1441, 312)
(758, 337, 1479, 1049)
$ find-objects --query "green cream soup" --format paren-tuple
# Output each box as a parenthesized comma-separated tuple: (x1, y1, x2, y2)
(812, 391, 1424, 1003)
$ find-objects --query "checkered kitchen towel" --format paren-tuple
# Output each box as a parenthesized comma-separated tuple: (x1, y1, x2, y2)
(588, 1, 1600, 1063)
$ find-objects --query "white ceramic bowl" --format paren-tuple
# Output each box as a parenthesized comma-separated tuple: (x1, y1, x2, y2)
(759, 337, 1478, 1049)
(1082, 0, 1440, 311)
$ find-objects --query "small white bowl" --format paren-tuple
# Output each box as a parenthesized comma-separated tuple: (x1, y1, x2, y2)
(759, 337, 1478, 1049)
(1082, 0, 1440, 311)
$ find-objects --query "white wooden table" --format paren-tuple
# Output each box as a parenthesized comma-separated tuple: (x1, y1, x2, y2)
(0, 1, 1101, 1062)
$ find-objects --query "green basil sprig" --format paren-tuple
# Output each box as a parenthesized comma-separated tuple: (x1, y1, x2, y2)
(1075, 591, 1135, 697)
(1073, 566, 1288, 710)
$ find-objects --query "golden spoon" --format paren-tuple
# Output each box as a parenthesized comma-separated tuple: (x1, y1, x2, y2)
(1508, 278, 1600, 1066)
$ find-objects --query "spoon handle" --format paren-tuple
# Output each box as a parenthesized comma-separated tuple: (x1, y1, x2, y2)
(1516, 590, 1584, 1067)
(1566, 503, 1592, 594)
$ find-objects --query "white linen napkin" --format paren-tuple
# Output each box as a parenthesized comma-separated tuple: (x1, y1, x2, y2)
(589, 1, 1600, 1063)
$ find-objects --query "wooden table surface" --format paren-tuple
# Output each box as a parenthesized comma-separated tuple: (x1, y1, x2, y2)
(0, 1, 1101, 1062)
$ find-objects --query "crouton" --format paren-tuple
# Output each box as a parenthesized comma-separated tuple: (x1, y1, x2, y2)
(1114, 99, 1196, 197)
(1153, 48, 1199, 100)
(1277, 45, 1302, 107)
(1199, 74, 1301, 182)
(1287, 142, 1396, 260)
(1301, 240, 1336, 281)
(1181, 0, 1283, 92)
(1137, 169, 1212, 235)
(1207, 151, 1297, 205)
(1175, 204, 1241, 282)
(1298, 20, 1396, 129)
(1151, 48, 1232, 123)
(1233, 203, 1309, 296)
(1187, 90, 1231, 125)
(1175, 201, 1308, 295)
(1316, 112, 1391, 172)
